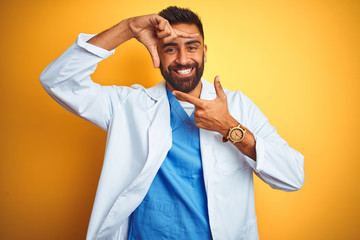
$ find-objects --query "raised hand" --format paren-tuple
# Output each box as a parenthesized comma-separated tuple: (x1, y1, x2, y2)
(87, 14, 198, 68)
(128, 14, 199, 68)
(173, 76, 239, 136)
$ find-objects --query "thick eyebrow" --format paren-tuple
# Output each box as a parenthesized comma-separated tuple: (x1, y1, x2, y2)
(185, 40, 201, 45)
(162, 40, 201, 49)
(162, 42, 178, 49)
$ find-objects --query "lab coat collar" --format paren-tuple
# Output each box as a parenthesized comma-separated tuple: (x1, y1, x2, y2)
(144, 80, 167, 102)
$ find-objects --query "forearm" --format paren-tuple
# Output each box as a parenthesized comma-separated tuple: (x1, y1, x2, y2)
(233, 128, 256, 161)
(87, 18, 133, 50)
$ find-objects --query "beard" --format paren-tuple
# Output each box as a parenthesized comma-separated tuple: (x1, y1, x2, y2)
(160, 55, 205, 93)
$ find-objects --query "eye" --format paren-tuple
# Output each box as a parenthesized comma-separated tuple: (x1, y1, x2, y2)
(165, 48, 177, 53)
(188, 46, 197, 51)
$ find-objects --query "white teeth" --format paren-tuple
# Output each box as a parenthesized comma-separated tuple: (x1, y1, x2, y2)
(177, 68, 192, 75)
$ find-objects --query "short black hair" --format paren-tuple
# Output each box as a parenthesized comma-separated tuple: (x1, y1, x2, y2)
(159, 6, 204, 39)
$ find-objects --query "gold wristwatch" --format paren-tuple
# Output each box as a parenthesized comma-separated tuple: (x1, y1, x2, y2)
(222, 124, 246, 143)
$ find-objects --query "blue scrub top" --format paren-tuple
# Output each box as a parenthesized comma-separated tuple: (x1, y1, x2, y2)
(128, 88, 211, 239)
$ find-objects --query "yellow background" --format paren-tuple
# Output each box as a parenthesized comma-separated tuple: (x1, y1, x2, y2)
(1, 0, 359, 239)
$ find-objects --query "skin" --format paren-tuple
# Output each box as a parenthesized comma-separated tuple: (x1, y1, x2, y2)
(87, 14, 256, 161)
(157, 23, 206, 97)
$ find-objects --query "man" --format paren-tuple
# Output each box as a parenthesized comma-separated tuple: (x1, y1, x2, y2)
(40, 6, 304, 240)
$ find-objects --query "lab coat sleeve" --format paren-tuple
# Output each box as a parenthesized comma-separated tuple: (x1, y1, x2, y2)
(39, 33, 117, 131)
(242, 94, 305, 192)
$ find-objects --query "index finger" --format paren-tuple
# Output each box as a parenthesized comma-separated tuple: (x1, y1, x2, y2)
(173, 90, 205, 107)
(162, 29, 199, 44)
(151, 14, 199, 39)
(173, 28, 200, 39)
(156, 18, 176, 39)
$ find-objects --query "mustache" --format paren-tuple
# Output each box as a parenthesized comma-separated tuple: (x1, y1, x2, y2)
(168, 63, 199, 71)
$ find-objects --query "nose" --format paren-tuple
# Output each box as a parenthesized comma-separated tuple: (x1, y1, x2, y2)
(175, 49, 191, 66)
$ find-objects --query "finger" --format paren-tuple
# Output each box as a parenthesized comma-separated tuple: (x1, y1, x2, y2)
(150, 14, 167, 29)
(151, 14, 198, 38)
(145, 44, 160, 68)
(173, 90, 205, 107)
(159, 24, 179, 42)
(214, 75, 226, 99)
(157, 17, 167, 30)
(161, 34, 178, 44)
(156, 20, 172, 39)
(174, 29, 200, 39)
(156, 29, 172, 39)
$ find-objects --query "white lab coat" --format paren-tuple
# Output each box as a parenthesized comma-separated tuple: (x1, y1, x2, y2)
(40, 34, 304, 240)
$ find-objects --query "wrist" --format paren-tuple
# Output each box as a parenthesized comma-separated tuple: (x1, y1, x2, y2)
(222, 124, 247, 143)
(122, 18, 135, 39)
(220, 117, 239, 137)
(125, 18, 133, 37)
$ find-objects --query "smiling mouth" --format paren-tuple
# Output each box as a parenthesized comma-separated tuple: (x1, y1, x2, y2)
(174, 68, 193, 76)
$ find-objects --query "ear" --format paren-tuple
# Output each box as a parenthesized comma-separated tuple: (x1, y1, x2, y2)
(203, 44, 208, 63)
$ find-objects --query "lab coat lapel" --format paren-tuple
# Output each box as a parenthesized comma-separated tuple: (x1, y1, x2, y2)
(145, 81, 173, 167)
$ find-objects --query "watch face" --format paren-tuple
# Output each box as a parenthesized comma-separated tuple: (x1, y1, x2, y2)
(230, 128, 244, 142)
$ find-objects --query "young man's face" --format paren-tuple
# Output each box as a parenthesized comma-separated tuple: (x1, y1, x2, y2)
(157, 23, 207, 93)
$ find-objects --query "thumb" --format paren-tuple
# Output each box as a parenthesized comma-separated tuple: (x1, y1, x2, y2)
(214, 75, 226, 99)
(146, 45, 160, 68)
